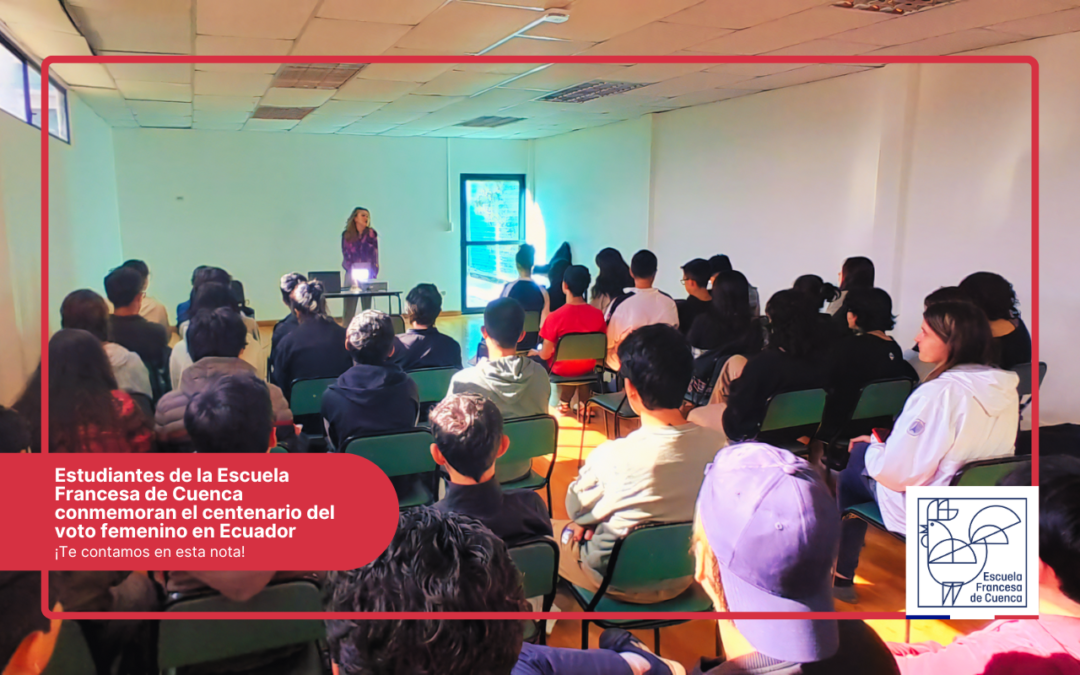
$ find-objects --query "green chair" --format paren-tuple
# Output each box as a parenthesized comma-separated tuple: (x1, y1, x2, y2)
(390, 314, 407, 334)
(159, 580, 327, 675)
(564, 521, 714, 653)
(496, 415, 558, 515)
(269, 445, 288, 454)
(343, 428, 438, 508)
(523, 310, 542, 334)
(547, 332, 606, 392)
(842, 501, 904, 542)
(824, 378, 914, 470)
(950, 455, 1029, 486)
(754, 388, 828, 455)
(509, 537, 560, 646)
(1010, 362, 1047, 422)
(407, 366, 460, 409)
(586, 391, 639, 439)
(41, 620, 95, 675)
(289, 377, 336, 418)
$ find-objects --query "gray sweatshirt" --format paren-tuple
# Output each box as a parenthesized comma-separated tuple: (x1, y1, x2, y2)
(446, 355, 550, 419)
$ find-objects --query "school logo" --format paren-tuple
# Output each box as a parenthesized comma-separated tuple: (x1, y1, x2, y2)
(906, 485, 1039, 619)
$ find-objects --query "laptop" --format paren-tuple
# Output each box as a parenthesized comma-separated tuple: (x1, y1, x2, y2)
(308, 271, 341, 294)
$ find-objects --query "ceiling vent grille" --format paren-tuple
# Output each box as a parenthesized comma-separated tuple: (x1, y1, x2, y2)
(832, 0, 960, 15)
(456, 116, 525, 128)
(272, 64, 367, 89)
(540, 80, 651, 103)
(252, 106, 316, 120)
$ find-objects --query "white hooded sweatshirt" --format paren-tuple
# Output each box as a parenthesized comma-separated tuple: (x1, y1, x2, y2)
(865, 364, 1020, 533)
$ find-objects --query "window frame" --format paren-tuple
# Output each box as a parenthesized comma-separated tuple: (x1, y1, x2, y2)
(459, 173, 527, 315)
(0, 32, 71, 143)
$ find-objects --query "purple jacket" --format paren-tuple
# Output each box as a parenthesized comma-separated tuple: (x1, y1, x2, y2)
(342, 228, 379, 278)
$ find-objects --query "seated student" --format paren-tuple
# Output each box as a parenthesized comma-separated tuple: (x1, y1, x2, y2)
(175, 265, 208, 326)
(558, 324, 723, 603)
(120, 259, 169, 330)
(707, 253, 732, 287)
(821, 287, 917, 437)
(834, 301, 1019, 604)
(676, 258, 712, 336)
(394, 282, 463, 370)
(270, 280, 351, 404)
(105, 265, 170, 372)
(887, 456, 1080, 674)
(0, 406, 31, 453)
(500, 243, 549, 350)
(321, 310, 419, 449)
(13, 330, 152, 453)
(590, 247, 634, 316)
(60, 289, 152, 398)
(269, 272, 306, 367)
(430, 394, 551, 545)
(825, 256, 875, 323)
(604, 249, 679, 370)
(448, 298, 550, 420)
(170, 282, 266, 388)
(793, 274, 840, 311)
(691, 290, 828, 444)
(156, 308, 292, 444)
(958, 271, 1032, 369)
(531, 264, 606, 415)
(1, 572, 62, 675)
(545, 258, 570, 313)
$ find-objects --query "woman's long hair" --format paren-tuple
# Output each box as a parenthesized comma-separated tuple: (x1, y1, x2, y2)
(840, 256, 875, 292)
(591, 248, 634, 302)
(764, 290, 819, 358)
(15, 329, 120, 452)
(923, 301, 994, 381)
(711, 271, 753, 334)
(343, 207, 371, 243)
(793, 274, 839, 310)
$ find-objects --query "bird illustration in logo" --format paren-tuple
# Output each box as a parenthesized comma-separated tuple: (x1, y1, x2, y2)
(920, 499, 1021, 605)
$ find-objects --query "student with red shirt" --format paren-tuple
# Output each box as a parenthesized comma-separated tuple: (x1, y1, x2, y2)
(531, 265, 606, 415)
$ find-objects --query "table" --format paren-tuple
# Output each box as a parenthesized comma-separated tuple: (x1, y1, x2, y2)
(325, 290, 403, 325)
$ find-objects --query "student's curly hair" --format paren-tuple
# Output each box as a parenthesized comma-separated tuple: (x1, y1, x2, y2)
(291, 280, 329, 320)
(279, 272, 307, 307)
(325, 508, 528, 675)
(958, 272, 1020, 321)
(345, 310, 395, 365)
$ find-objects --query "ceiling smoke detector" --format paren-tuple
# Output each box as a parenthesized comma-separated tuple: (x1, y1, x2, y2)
(540, 80, 651, 104)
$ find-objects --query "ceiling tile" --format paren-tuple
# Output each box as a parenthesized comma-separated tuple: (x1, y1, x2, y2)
(378, 94, 466, 113)
(690, 6, 895, 54)
(194, 36, 292, 74)
(633, 71, 753, 97)
(259, 87, 337, 106)
(193, 94, 261, 111)
(193, 122, 245, 131)
(335, 77, 421, 101)
(423, 126, 477, 137)
(356, 108, 427, 125)
(831, 0, 1078, 46)
(866, 28, 1028, 56)
(413, 70, 508, 96)
(578, 21, 731, 56)
(243, 118, 299, 131)
(394, 114, 456, 131)
(338, 120, 399, 134)
(137, 116, 192, 128)
(292, 116, 351, 133)
(576, 94, 670, 113)
(51, 63, 116, 88)
(193, 71, 273, 96)
(700, 62, 803, 81)
(378, 128, 424, 137)
(1, 0, 82, 34)
(986, 7, 1080, 39)
(72, 86, 131, 117)
(500, 63, 628, 91)
(102, 57, 193, 84)
(764, 38, 882, 56)
(317, 0, 445, 25)
(291, 18, 413, 56)
(485, 36, 596, 56)
(663, 87, 760, 108)
(498, 100, 589, 118)
(115, 79, 193, 102)
(194, 109, 251, 124)
(455, 62, 540, 75)
(358, 49, 456, 81)
(616, 61, 712, 84)
(309, 99, 387, 119)
(197, 0, 318, 39)
(392, 2, 544, 53)
(528, 0, 703, 41)
(664, 0, 832, 30)
(129, 100, 192, 117)
(69, 1, 192, 53)
(734, 63, 872, 90)
(8, 24, 93, 58)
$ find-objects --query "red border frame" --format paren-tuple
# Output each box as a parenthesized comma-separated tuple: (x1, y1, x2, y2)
(38, 53, 1039, 621)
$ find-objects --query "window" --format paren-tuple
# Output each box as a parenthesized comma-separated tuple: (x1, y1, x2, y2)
(0, 36, 70, 142)
(460, 174, 526, 313)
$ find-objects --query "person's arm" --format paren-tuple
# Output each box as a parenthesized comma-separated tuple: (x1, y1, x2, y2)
(370, 230, 379, 278)
(540, 286, 550, 324)
(722, 355, 773, 441)
(864, 387, 956, 492)
(533, 339, 556, 361)
(565, 448, 615, 526)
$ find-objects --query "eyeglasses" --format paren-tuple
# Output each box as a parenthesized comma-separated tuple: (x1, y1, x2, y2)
(680, 278, 688, 285)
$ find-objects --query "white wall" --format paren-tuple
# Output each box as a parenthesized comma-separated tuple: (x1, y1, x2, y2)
(0, 95, 121, 403)
(111, 132, 529, 318)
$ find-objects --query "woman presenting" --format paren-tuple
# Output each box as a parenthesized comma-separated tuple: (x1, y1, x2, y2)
(342, 207, 379, 281)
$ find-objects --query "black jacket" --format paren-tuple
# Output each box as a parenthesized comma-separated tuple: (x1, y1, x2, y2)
(435, 479, 552, 546)
(271, 318, 352, 403)
(321, 363, 419, 449)
(392, 327, 463, 371)
(723, 349, 828, 442)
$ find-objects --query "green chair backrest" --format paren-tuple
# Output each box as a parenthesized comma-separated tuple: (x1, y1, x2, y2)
(850, 379, 914, 421)
(1010, 362, 1047, 399)
(759, 389, 827, 433)
(343, 428, 437, 477)
(509, 539, 558, 599)
(269, 445, 288, 454)
(159, 581, 325, 669)
(496, 415, 558, 483)
(41, 620, 95, 675)
(408, 367, 459, 404)
(608, 522, 694, 588)
(553, 332, 606, 363)
(289, 377, 336, 417)
(952, 456, 1029, 487)
(390, 314, 406, 334)
(523, 310, 541, 333)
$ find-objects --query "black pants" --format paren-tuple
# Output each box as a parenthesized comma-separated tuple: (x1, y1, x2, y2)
(836, 442, 878, 580)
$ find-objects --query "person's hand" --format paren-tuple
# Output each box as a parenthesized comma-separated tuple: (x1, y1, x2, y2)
(848, 435, 873, 452)
(527, 349, 540, 358)
(563, 522, 594, 543)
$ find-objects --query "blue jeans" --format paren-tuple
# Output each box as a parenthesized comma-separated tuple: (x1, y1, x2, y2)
(836, 442, 879, 580)
(513, 643, 632, 675)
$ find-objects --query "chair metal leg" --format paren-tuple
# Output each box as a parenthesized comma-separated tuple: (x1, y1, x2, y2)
(654, 628, 661, 655)
(538, 620, 547, 646)
(581, 620, 590, 649)
(614, 414, 621, 439)
(715, 623, 724, 659)
(545, 482, 553, 517)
